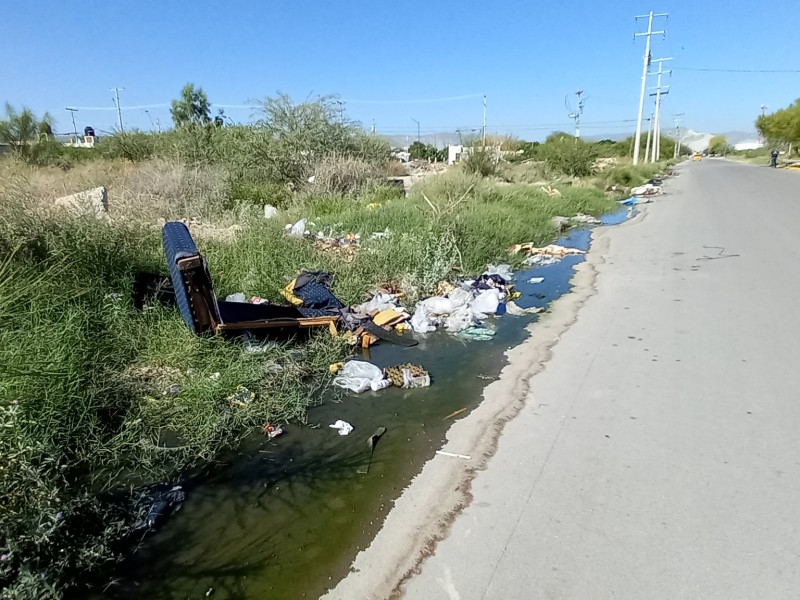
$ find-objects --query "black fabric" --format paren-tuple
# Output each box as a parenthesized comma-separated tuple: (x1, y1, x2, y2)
(217, 301, 305, 323)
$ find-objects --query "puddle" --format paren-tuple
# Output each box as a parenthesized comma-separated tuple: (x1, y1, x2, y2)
(104, 211, 626, 600)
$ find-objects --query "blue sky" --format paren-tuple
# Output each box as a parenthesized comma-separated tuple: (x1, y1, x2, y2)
(2, 1, 798, 140)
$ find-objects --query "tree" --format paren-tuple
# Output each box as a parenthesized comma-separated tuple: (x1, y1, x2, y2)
(0, 103, 54, 157)
(708, 135, 729, 155)
(757, 100, 800, 156)
(170, 83, 211, 128)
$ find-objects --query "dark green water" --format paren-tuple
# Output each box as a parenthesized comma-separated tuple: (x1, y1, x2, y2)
(108, 215, 625, 600)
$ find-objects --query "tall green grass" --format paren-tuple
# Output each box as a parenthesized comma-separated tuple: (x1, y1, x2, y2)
(0, 164, 616, 597)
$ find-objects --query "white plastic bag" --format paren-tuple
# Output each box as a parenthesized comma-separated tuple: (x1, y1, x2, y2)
(263, 204, 278, 219)
(471, 288, 501, 318)
(445, 304, 476, 332)
(401, 368, 431, 388)
(333, 360, 385, 393)
(286, 218, 308, 237)
(410, 308, 437, 334)
(483, 264, 514, 280)
(329, 420, 354, 435)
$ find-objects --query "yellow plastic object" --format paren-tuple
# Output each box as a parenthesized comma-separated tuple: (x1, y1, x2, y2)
(373, 309, 404, 327)
(329, 362, 344, 374)
(280, 279, 304, 306)
(366, 203, 381, 210)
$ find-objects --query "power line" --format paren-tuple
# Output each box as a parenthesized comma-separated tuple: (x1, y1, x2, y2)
(343, 93, 484, 105)
(674, 67, 800, 73)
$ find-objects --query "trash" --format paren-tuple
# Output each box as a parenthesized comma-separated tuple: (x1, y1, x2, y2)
(165, 383, 181, 397)
(209, 372, 220, 381)
(551, 216, 571, 231)
(528, 276, 544, 284)
(506, 301, 545, 316)
(243, 339, 272, 354)
(508, 243, 586, 257)
(435, 280, 456, 296)
(263, 204, 278, 219)
(282, 272, 344, 314)
(286, 218, 309, 237)
(313, 232, 360, 261)
(371, 378, 393, 391)
(631, 183, 662, 197)
(249, 296, 269, 305)
(444, 304, 477, 333)
(571, 213, 601, 225)
(619, 196, 653, 206)
(352, 292, 405, 318)
(385, 363, 431, 388)
(329, 420, 354, 436)
(358, 426, 387, 474)
(329, 362, 344, 374)
(366, 202, 381, 210)
(443, 408, 467, 420)
(458, 326, 496, 341)
(435, 451, 471, 460)
(647, 177, 663, 186)
(483, 264, 514, 281)
(373, 309, 406, 327)
(262, 423, 284, 439)
(362, 320, 418, 347)
(541, 185, 562, 197)
(225, 292, 247, 303)
(206, 588, 215, 598)
(471, 288, 502, 317)
(333, 360, 385, 393)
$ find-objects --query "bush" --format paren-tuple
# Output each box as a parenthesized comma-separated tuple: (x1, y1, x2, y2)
(462, 148, 499, 177)
(538, 138, 598, 177)
(312, 155, 383, 195)
(97, 130, 157, 162)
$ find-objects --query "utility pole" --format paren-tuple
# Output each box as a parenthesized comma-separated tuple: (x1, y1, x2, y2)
(371, 119, 376, 134)
(651, 58, 672, 160)
(65, 107, 79, 141)
(567, 89, 585, 139)
(411, 118, 420, 143)
(633, 11, 668, 165)
(645, 112, 654, 163)
(110, 87, 125, 133)
(482, 94, 487, 145)
(673, 113, 684, 158)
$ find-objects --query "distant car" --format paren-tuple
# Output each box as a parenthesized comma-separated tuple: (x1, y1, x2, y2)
(693, 152, 702, 161)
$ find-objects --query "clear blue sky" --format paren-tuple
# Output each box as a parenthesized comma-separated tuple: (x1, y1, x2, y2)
(2, 1, 798, 140)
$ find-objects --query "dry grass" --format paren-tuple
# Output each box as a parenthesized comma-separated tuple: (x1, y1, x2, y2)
(0, 158, 231, 224)
(311, 155, 383, 195)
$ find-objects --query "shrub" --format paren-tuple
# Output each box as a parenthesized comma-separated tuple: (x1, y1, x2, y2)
(538, 137, 598, 177)
(462, 148, 499, 177)
(97, 130, 157, 162)
(312, 155, 383, 195)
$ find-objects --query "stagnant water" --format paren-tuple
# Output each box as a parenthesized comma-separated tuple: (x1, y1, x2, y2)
(107, 212, 628, 600)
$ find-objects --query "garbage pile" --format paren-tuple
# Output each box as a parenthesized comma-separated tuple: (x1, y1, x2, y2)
(409, 265, 522, 336)
(332, 359, 430, 393)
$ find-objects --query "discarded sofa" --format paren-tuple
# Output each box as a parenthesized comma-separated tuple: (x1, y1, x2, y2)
(162, 221, 338, 335)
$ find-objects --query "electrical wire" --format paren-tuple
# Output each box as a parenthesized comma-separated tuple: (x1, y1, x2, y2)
(674, 67, 800, 73)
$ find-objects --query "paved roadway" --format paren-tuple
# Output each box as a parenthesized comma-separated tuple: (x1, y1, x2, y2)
(404, 160, 800, 599)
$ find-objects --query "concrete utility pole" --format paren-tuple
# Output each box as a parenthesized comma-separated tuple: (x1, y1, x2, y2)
(110, 87, 125, 133)
(567, 89, 585, 139)
(411, 118, 420, 143)
(65, 107, 78, 141)
(482, 95, 487, 145)
(633, 11, 668, 165)
(673, 113, 685, 158)
(651, 58, 672, 160)
(645, 112, 654, 163)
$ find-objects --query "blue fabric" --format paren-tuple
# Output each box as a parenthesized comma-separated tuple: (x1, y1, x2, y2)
(293, 280, 344, 313)
(162, 222, 201, 333)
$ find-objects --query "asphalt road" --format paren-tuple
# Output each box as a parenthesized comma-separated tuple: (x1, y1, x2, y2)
(403, 160, 800, 599)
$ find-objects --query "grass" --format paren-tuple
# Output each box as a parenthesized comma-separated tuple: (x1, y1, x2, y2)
(0, 154, 618, 598)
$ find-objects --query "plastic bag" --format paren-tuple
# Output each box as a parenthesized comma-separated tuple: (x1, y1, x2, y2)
(401, 368, 431, 388)
(483, 264, 514, 280)
(329, 420, 354, 435)
(286, 218, 308, 237)
(471, 288, 501, 318)
(445, 304, 476, 332)
(333, 360, 385, 393)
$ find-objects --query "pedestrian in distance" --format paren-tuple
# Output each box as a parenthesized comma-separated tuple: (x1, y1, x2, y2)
(770, 149, 779, 168)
